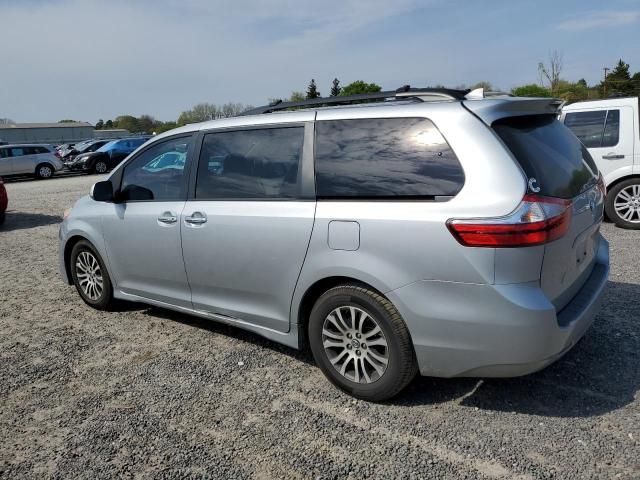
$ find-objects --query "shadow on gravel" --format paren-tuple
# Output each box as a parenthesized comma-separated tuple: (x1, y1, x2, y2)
(396, 281, 640, 417)
(0, 211, 63, 231)
(143, 306, 314, 365)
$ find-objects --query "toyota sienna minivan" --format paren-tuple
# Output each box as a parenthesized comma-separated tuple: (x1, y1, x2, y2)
(59, 87, 609, 401)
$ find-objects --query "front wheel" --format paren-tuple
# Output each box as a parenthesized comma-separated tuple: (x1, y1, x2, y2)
(308, 285, 417, 402)
(70, 240, 115, 310)
(605, 178, 640, 229)
(94, 161, 108, 174)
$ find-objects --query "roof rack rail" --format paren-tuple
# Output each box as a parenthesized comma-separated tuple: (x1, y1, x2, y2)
(241, 86, 470, 115)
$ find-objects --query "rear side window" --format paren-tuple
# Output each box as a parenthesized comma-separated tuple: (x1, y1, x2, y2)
(0, 149, 7, 158)
(9, 147, 25, 157)
(564, 109, 619, 148)
(314, 118, 464, 199)
(34, 146, 50, 154)
(196, 127, 304, 199)
(494, 115, 598, 199)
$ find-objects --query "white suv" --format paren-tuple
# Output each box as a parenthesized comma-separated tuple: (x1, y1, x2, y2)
(561, 97, 640, 228)
(0, 144, 64, 179)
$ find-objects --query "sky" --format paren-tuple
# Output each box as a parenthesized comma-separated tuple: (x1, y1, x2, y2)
(0, 0, 639, 124)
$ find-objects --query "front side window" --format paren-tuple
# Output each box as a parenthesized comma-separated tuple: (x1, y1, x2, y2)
(602, 109, 620, 147)
(315, 117, 464, 199)
(196, 127, 304, 199)
(120, 136, 191, 201)
(563, 110, 619, 148)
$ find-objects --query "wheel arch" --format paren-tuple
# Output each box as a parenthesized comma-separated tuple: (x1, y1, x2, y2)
(605, 173, 640, 193)
(294, 276, 389, 349)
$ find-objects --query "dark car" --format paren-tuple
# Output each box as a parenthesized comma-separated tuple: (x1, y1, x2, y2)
(62, 139, 111, 163)
(66, 137, 149, 174)
(0, 176, 7, 225)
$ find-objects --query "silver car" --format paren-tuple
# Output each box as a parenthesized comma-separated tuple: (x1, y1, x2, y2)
(59, 88, 609, 401)
(0, 144, 64, 179)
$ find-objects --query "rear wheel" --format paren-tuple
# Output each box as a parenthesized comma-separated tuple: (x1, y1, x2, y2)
(35, 163, 54, 179)
(94, 161, 108, 174)
(605, 178, 640, 229)
(70, 240, 115, 310)
(308, 285, 417, 402)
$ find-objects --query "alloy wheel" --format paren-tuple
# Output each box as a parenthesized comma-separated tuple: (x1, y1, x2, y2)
(75, 251, 103, 300)
(95, 162, 107, 174)
(322, 306, 389, 384)
(39, 166, 52, 178)
(614, 184, 640, 224)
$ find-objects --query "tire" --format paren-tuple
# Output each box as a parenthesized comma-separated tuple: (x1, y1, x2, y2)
(308, 285, 418, 402)
(604, 178, 640, 229)
(0, 211, 5, 225)
(35, 163, 54, 179)
(94, 161, 108, 174)
(70, 240, 115, 310)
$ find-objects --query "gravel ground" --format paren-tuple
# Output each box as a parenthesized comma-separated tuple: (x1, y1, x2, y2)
(0, 175, 638, 479)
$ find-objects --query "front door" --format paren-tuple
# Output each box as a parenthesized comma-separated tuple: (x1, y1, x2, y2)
(181, 122, 316, 333)
(102, 135, 194, 308)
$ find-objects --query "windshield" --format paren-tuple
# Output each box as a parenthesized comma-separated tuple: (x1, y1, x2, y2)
(97, 140, 118, 153)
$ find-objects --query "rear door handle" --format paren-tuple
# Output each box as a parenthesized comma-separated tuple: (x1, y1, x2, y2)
(602, 153, 624, 160)
(158, 211, 178, 224)
(185, 211, 207, 225)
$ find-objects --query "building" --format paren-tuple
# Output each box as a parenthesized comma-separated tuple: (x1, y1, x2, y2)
(94, 129, 130, 139)
(0, 122, 95, 145)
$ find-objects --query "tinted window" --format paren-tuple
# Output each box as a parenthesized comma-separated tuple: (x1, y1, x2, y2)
(0, 148, 7, 159)
(196, 127, 304, 199)
(34, 146, 50, 154)
(314, 118, 464, 199)
(97, 141, 117, 153)
(494, 115, 598, 199)
(120, 137, 191, 201)
(564, 110, 606, 148)
(602, 110, 620, 147)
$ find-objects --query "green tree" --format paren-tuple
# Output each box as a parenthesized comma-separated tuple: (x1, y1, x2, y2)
(577, 78, 588, 88)
(330, 78, 341, 96)
(339, 80, 382, 96)
(289, 91, 306, 102)
(603, 59, 633, 96)
(114, 115, 141, 132)
(95, 119, 104, 130)
(511, 84, 551, 97)
(306, 79, 320, 99)
(470, 81, 494, 91)
(104, 120, 113, 129)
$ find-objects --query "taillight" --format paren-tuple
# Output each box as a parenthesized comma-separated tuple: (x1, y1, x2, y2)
(447, 194, 572, 248)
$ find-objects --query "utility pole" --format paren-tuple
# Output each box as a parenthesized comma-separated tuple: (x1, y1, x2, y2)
(603, 67, 610, 97)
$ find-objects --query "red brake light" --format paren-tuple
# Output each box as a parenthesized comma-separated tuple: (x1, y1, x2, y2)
(447, 194, 572, 248)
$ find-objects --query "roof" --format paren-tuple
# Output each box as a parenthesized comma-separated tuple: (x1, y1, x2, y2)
(0, 122, 93, 129)
(562, 96, 639, 111)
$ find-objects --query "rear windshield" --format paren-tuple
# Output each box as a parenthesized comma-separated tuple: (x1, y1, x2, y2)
(493, 115, 598, 199)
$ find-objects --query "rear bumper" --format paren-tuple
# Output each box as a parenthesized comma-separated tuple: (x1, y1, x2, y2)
(387, 237, 610, 378)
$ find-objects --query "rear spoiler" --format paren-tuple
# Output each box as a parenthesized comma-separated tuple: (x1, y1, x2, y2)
(462, 97, 564, 126)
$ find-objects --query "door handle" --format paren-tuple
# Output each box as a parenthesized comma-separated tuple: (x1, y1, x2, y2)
(185, 212, 207, 225)
(602, 153, 624, 160)
(157, 211, 177, 224)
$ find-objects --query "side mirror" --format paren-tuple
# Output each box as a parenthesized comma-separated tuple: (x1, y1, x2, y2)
(91, 180, 114, 202)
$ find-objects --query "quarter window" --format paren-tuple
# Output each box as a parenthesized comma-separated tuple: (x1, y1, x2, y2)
(564, 109, 620, 148)
(196, 127, 304, 199)
(120, 136, 191, 201)
(314, 118, 464, 199)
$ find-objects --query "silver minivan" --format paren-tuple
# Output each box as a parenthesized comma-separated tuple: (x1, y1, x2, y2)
(0, 144, 64, 179)
(59, 88, 609, 401)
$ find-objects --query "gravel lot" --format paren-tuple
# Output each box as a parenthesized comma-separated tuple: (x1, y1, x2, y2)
(0, 175, 638, 479)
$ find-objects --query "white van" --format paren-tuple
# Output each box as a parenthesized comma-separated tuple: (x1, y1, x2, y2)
(561, 97, 640, 228)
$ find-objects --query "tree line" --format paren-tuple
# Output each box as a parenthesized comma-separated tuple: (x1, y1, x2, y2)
(43, 55, 640, 134)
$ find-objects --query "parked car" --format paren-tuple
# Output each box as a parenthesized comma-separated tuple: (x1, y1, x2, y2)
(0, 144, 64, 179)
(561, 97, 640, 229)
(66, 137, 149, 174)
(55, 143, 76, 158)
(62, 139, 111, 163)
(59, 88, 609, 401)
(0, 176, 7, 224)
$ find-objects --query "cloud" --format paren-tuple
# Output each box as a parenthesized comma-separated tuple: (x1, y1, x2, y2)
(557, 10, 640, 31)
